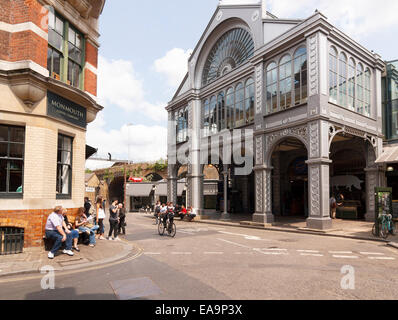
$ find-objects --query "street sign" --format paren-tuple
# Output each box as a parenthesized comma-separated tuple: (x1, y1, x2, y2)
(129, 177, 143, 183)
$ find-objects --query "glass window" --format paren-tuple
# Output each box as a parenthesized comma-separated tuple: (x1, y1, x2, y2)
(0, 125, 25, 196)
(245, 78, 255, 123)
(217, 93, 225, 131)
(176, 107, 188, 143)
(279, 54, 292, 110)
(226, 88, 234, 130)
(209, 96, 217, 135)
(294, 47, 307, 105)
(356, 63, 364, 114)
(348, 58, 356, 111)
(57, 134, 73, 197)
(364, 68, 371, 117)
(329, 47, 338, 103)
(235, 83, 245, 127)
(203, 99, 210, 137)
(338, 53, 347, 107)
(266, 62, 278, 114)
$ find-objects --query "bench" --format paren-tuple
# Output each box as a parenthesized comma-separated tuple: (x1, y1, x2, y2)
(43, 230, 89, 251)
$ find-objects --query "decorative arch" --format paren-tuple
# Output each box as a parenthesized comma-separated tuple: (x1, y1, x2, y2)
(201, 28, 254, 86)
(194, 18, 254, 89)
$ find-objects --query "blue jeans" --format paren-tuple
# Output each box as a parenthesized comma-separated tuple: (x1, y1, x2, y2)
(45, 230, 75, 254)
(79, 225, 99, 244)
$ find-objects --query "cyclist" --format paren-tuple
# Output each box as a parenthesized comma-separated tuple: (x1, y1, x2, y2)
(166, 202, 175, 232)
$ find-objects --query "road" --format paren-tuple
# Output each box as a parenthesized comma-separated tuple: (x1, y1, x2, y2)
(0, 212, 397, 300)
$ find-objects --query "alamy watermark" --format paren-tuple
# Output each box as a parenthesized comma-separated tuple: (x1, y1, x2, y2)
(168, 121, 254, 176)
(340, 265, 355, 290)
(40, 265, 55, 290)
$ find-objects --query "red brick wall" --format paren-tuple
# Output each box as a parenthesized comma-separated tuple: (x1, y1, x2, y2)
(9, 30, 47, 67)
(0, 0, 11, 24)
(85, 41, 98, 68)
(9, 0, 48, 32)
(0, 30, 10, 60)
(0, 208, 79, 248)
(84, 68, 97, 96)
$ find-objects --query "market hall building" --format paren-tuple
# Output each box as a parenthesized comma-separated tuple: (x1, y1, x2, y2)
(0, 0, 105, 248)
(166, 1, 386, 230)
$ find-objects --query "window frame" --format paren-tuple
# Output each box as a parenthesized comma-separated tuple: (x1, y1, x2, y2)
(56, 133, 73, 200)
(0, 125, 25, 199)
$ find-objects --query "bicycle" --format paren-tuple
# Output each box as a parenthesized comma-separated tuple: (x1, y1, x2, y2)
(158, 213, 176, 237)
(372, 214, 395, 239)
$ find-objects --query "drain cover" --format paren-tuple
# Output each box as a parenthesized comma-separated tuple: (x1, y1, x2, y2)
(110, 277, 161, 300)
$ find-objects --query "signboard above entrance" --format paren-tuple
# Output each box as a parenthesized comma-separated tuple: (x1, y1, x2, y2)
(47, 91, 87, 128)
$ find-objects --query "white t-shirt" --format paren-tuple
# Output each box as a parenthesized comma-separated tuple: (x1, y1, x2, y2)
(97, 207, 106, 219)
(160, 206, 167, 214)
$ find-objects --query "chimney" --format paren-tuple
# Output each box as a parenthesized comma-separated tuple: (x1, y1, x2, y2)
(262, 0, 267, 19)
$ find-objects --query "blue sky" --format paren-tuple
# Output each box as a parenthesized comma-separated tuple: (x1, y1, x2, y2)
(86, 0, 398, 169)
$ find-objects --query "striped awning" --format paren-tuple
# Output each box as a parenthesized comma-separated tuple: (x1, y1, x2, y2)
(375, 146, 398, 164)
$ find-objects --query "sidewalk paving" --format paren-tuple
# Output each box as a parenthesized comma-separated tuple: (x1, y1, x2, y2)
(192, 213, 398, 246)
(0, 236, 138, 278)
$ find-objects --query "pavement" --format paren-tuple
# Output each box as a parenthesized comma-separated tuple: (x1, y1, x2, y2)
(193, 213, 398, 245)
(0, 234, 140, 278)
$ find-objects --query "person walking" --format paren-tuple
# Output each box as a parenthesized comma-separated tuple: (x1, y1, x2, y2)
(330, 194, 337, 219)
(96, 197, 106, 240)
(107, 200, 120, 241)
(118, 203, 126, 235)
(154, 201, 161, 225)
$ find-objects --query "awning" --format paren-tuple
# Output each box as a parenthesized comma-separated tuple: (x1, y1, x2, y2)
(85, 145, 97, 160)
(375, 146, 398, 164)
(126, 183, 154, 197)
(155, 183, 168, 197)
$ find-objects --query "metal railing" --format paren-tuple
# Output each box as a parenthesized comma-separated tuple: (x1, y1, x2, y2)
(0, 227, 24, 255)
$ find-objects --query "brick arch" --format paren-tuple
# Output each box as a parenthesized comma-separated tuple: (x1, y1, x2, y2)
(0, 218, 28, 230)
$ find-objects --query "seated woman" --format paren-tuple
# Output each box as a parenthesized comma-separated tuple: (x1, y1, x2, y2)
(179, 205, 187, 220)
(62, 209, 80, 252)
(75, 207, 99, 247)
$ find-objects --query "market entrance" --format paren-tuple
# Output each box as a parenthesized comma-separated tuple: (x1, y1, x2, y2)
(271, 138, 308, 218)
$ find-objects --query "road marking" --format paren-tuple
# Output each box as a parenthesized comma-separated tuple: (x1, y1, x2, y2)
(300, 253, 324, 257)
(360, 252, 385, 256)
(332, 255, 359, 259)
(368, 257, 396, 260)
(144, 252, 161, 255)
(329, 251, 353, 254)
(178, 230, 195, 235)
(261, 248, 288, 252)
(217, 238, 252, 249)
(171, 252, 192, 255)
(204, 252, 224, 255)
(254, 249, 288, 256)
(218, 231, 263, 241)
(297, 250, 320, 253)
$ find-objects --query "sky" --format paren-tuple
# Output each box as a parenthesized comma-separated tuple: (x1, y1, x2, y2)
(85, 0, 398, 170)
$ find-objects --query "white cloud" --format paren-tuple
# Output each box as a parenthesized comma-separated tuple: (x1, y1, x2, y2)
(86, 113, 167, 164)
(153, 48, 193, 88)
(267, 0, 398, 40)
(97, 55, 167, 122)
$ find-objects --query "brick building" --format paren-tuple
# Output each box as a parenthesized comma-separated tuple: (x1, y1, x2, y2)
(0, 0, 105, 248)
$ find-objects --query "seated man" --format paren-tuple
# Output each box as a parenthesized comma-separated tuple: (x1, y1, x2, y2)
(75, 207, 99, 247)
(45, 206, 76, 259)
(187, 207, 197, 222)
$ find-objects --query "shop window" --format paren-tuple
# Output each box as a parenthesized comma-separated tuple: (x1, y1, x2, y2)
(279, 55, 292, 110)
(338, 53, 348, 107)
(56, 134, 73, 199)
(0, 125, 24, 198)
(176, 106, 188, 143)
(235, 83, 245, 128)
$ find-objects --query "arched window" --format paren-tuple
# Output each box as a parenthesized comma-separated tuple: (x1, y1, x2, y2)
(203, 99, 209, 137)
(348, 58, 356, 111)
(329, 47, 338, 103)
(217, 92, 225, 131)
(356, 63, 364, 114)
(226, 87, 234, 129)
(245, 78, 255, 124)
(364, 68, 371, 117)
(338, 52, 347, 107)
(293, 47, 307, 105)
(266, 62, 277, 114)
(209, 96, 217, 135)
(279, 54, 292, 110)
(235, 83, 244, 127)
(202, 28, 254, 86)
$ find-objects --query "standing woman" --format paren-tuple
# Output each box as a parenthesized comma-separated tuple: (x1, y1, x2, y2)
(108, 200, 120, 241)
(96, 197, 106, 240)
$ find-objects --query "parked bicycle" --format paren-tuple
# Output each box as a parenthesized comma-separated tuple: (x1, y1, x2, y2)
(372, 214, 395, 239)
(158, 212, 176, 237)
